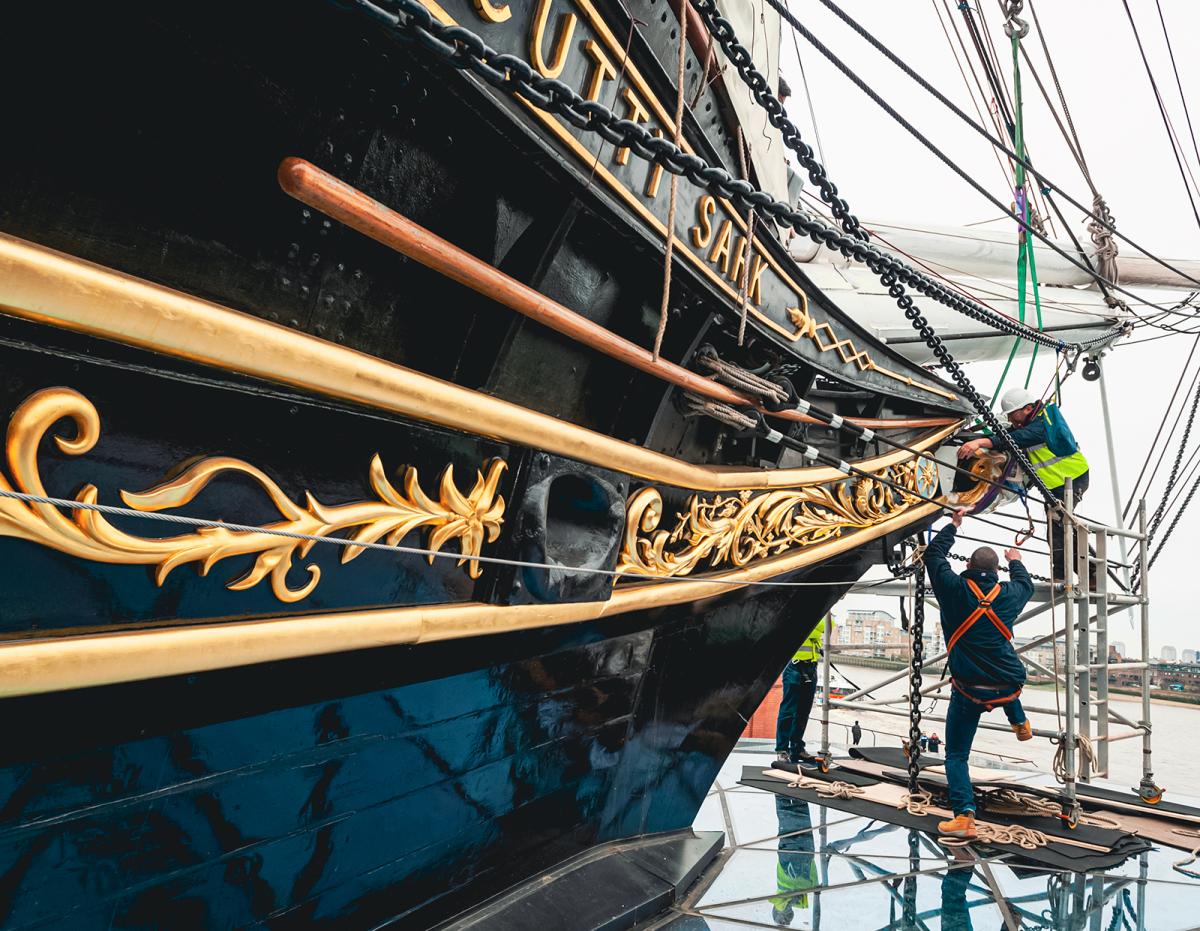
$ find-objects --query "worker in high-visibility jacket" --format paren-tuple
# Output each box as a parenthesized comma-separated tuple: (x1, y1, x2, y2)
(770, 794, 818, 925)
(775, 616, 830, 764)
(957, 387, 1089, 580)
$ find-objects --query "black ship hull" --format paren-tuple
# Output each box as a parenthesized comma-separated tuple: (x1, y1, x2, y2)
(0, 0, 968, 926)
(2, 561, 865, 928)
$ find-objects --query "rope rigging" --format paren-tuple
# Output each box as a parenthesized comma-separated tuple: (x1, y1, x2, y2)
(361, 0, 1119, 359)
(990, 2, 1046, 405)
(1000, 0, 1122, 308)
(354, 0, 1129, 508)
(1124, 340, 1200, 517)
(795, 0, 1200, 295)
(688, 0, 1077, 503)
(652, 4, 688, 362)
(762, 0, 1197, 316)
(1150, 0, 1200, 197)
(1117, 0, 1200, 237)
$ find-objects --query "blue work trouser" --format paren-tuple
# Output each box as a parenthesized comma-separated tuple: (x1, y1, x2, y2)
(944, 684, 1027, 815)
(775, 660, 818, 757)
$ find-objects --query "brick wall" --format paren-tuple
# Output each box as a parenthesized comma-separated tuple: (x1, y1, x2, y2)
(744, 674, 783, 739)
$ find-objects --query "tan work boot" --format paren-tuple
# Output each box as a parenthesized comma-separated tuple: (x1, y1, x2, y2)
(938, 812, 978, 839)
(1012, 720, 1033, 741)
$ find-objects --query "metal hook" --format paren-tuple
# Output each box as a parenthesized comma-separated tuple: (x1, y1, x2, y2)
(1003, 0, 1030, 38)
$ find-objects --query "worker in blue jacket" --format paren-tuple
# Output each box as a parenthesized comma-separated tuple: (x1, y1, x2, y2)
(925, 508, 1035, 840)
(958, 387, 1089, 581)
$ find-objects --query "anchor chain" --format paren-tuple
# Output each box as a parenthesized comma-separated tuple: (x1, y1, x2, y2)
(684, 0, 1069, 504)
(353, 0, 1126, 366)
(907, 561, 927, 793)
(887, 537, 926, 793)
(356, 0, 1094, 504)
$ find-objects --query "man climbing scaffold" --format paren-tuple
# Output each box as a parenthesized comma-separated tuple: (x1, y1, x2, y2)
(924, 507, 1036, 839)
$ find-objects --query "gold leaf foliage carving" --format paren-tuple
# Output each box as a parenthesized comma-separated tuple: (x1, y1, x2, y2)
(0, 388, 506, 602)
(616, 459, 940, 579)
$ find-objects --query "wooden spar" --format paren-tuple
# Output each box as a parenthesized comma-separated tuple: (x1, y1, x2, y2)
(277, 158, 959, 432)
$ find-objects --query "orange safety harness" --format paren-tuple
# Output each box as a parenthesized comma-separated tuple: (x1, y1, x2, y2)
(947, 578, 1023, 711)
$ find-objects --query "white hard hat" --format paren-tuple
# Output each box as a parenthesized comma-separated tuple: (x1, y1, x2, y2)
(999, 387, 1038, 414)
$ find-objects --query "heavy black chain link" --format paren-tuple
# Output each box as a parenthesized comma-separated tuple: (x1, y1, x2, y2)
(886, 538, 925, 792)
(908, 566, 926, 793)
(946, 549, 1052, 583)
(902, 830, 920, 929)
(692, 0, 868, 244)
(357, 0, 1076, 502)
(687, 0, 1069, 504)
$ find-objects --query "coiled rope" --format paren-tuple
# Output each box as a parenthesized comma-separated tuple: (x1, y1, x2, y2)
(1171, 829, 1200, 879)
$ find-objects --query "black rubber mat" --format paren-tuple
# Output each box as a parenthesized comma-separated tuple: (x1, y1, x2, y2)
(740, 766, 1150, 872)
(1076, 783, 1200, 818)
(766, 760, 880, 787)
(848, 746, 944, 770)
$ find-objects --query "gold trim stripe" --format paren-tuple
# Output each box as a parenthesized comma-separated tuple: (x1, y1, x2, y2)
(0, 232, 960, 491)
(0, 500, 938, 697)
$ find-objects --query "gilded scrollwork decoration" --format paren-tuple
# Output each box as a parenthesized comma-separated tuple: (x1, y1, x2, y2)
(0, 388, 506, 603)
(616, 459, 940, 580)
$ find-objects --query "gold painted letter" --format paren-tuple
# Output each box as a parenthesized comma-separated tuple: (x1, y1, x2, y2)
(729, 235, 749, 287)
(473, 0, 512, 23)
(748, 254, 769, 305)
(708, 220, 734, 275)
(645, 129, 666, 198)
(614, 89, 650, 166)
(582, 39, 615, 102)
(691, 196, 716, 247)
(530, 0, 577, 79)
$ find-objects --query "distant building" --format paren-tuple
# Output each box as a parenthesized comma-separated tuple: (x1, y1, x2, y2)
(834, 609, 906, 656)
(1185, 649, 1197, 664)
(1022, 638, 1066, 680)
(1162, 646, 1178, 662)
(1111, 642, 1126, 659)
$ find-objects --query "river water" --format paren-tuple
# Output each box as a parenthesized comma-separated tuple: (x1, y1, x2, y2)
(820, 663, 1200, 795)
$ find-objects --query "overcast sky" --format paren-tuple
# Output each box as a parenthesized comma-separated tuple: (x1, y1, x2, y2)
(775, 0, 1200, 655)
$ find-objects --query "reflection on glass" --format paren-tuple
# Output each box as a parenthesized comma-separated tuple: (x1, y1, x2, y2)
(939, 865, 975, 931)
(770, 795, 817, 926)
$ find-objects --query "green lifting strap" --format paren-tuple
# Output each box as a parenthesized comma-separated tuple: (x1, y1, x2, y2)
(991, 26, 1045, 407)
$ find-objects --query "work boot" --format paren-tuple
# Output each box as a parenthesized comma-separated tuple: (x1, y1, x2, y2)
(775, 751, 790, 764)
(938, 812, 978, 840)
(1011, 720, 1033, 741)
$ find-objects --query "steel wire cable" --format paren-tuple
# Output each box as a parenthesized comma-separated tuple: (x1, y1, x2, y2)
(1151, 0, 1200, 191)
(685, 0, 1102, 502)
(1124, 337, 1200, 521)
(1117, 0, 1200, 235)
(763, 0, 1194, 315)
(357, 0, 1113, 505)
(0, 487, 902, 592)
(1148, 467, 1200, 572)
(788, 0, 1200, 297)
(1149, 382, 1200, 520)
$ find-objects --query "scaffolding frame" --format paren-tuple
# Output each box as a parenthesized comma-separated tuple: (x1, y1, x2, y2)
(820, 480, 1158, 812)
